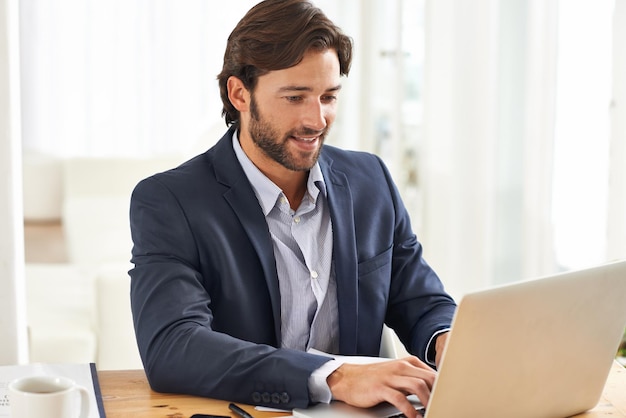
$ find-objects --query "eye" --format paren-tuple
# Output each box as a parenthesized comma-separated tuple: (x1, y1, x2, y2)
(321, 95, 337, 104)
(285, 96, 304, 103)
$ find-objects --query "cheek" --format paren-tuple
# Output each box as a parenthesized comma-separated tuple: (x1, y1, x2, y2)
(274, 108, 305, 130)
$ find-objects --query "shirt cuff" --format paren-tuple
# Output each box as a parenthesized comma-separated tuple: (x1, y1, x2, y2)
(308, 359, 343, 403)
(425, 328, 451, 366)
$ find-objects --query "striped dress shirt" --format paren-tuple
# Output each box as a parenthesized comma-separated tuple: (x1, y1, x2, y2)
(232, 134, 339, 353)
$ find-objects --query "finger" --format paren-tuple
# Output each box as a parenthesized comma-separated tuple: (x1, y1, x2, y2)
(381, 388, 422, 418)
(387, 358, 437, 389)
(383, 374, 432, 407)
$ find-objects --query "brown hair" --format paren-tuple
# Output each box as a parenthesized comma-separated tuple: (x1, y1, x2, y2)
(217, 0, 353, 126)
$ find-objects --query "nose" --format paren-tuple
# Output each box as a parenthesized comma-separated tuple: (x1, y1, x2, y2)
(302, 99, 330, 132)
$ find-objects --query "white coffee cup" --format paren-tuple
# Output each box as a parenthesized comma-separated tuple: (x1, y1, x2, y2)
(8, 375, 90, 418)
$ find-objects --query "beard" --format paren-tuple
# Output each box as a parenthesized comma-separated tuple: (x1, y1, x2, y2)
(247, 95, 328, 172)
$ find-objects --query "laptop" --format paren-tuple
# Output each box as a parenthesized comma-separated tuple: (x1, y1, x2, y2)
(293, 260, 626, 418)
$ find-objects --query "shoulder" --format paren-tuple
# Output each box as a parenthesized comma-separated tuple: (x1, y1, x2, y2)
(132, 130, 239, 202)
(319, 145, 400, 206)
(320, 144, 386, 173)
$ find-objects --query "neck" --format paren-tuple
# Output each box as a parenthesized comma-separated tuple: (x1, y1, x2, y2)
(281, 178, 308, 211)
(261, 165, 308, 211)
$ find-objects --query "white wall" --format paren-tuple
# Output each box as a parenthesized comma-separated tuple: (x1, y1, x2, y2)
(0, 0, 28, 365)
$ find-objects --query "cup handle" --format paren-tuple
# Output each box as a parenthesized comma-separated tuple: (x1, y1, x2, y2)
(76, 386, 91, 418)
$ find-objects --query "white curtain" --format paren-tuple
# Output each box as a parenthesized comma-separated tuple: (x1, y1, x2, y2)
(17, 0, 624, 299)
(19, 0, 263, 158)
(1, 0, 29, 365)
(608, 0, 626, 261)
(551, 1, 614, 270)
(18, 0, 359, 159)
(422, 0, 621, 299)
(422, 0, 503, 298)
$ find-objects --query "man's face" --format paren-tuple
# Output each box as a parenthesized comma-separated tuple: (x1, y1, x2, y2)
(240, 49, 342, 173)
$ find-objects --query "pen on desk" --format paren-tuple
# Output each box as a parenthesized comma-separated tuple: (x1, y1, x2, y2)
(228, 403, 255, 418)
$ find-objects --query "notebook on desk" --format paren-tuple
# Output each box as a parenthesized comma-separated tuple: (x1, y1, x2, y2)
(293, 260, 626, 418)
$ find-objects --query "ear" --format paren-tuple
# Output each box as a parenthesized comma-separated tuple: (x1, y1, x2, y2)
(227, 76, 250, 113)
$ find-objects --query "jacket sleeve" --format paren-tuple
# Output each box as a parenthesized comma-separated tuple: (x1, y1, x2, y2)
(129, 175, 330, 409)
(375, 155, 457, 361)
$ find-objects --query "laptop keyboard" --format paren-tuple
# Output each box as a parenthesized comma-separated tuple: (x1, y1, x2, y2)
(389, 407, 426, 417)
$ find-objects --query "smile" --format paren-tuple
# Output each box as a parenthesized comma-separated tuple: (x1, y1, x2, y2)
(292, 135, 319, 142)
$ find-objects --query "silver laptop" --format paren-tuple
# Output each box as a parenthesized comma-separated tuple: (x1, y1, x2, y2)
(293, 260, 626, 418)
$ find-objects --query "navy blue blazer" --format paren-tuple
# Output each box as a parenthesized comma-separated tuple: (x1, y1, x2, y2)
(129, 126, 456, 409)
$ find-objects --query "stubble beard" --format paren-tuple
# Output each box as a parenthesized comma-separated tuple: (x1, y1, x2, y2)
(248, 96, 327, 172)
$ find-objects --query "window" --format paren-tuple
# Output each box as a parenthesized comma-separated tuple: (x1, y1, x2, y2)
(552, 0, 615, 271)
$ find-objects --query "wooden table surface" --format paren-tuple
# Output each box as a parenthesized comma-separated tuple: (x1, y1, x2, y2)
(99, 369, 288, 418)
(99, 361, 626, 418)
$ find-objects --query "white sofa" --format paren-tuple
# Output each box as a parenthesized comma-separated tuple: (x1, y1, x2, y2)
(23, 152, 182, 370)
(22, 152, 64, 222)
(26, 263, 98, 365)
(61, 156, 182, 265)
(25, 262, 142, 370)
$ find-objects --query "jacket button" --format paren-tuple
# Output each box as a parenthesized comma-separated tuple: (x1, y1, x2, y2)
(280, 392, 290, 403)
(252, 392, 262, 403)
(271, 393, 281, 404)
(261, 392, 271, 403)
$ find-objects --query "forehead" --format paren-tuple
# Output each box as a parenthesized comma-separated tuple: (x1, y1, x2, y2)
(256, 49, 341, 92)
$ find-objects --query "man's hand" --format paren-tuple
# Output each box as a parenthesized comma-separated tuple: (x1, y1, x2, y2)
(326, 356, 436, 418)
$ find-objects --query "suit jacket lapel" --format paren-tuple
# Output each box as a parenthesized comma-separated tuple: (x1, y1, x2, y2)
(213, 129, 282, 344)
(319, 153, 360, 355)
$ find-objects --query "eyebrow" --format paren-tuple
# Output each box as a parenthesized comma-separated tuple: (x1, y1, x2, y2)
(277, 84, 343, 93)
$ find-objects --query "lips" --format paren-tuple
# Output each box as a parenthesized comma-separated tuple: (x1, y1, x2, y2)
(288, 134, 320, 153)
(292, 135, 319, 142)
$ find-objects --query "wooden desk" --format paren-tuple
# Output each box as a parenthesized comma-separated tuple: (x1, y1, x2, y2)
(100, 361, 626, 417)
(99, 369, 288, 418)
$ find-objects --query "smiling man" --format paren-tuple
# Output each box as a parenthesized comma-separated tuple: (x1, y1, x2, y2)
(129, 1, 456, 417)
(230, 48, 340, 206)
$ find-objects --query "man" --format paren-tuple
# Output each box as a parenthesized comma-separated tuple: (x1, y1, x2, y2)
(129, 1, 456, 417)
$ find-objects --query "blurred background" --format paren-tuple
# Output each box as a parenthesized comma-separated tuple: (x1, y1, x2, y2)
(2, 0, 625, 366)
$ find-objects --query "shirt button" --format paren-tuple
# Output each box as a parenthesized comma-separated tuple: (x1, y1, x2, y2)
(294, 216, 301, 223)
(311, 270, 318, 279)
(280, 196, 287, 205)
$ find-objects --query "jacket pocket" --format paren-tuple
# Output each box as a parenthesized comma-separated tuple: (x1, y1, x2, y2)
(357, 245, 393, 277)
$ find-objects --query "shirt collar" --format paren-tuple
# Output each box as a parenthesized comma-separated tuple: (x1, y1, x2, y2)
(232, 130, 327, 216)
